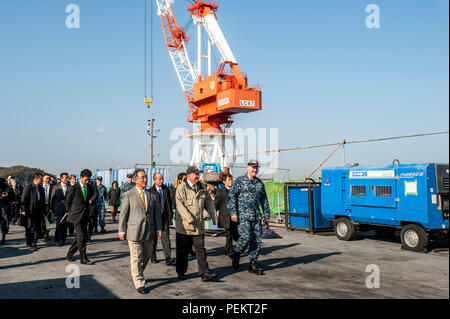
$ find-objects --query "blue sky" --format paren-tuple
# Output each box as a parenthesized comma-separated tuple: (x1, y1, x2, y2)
(0, 0, 448, 179)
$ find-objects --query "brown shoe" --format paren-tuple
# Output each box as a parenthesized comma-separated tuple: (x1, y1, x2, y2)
(201, 273, 216, 282)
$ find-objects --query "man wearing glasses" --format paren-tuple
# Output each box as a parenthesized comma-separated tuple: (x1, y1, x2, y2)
(119, 169, 162, 294)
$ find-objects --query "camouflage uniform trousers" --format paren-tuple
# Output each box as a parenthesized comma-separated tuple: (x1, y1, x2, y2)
(233, 218, 262, 261)
(97, 203, 106, 229)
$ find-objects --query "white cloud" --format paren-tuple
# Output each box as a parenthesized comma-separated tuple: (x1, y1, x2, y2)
(97, 126, 106, 133)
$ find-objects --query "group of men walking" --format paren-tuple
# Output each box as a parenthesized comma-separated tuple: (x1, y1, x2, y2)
(2, 160, 271, 295)
(117, 160, 270, 294)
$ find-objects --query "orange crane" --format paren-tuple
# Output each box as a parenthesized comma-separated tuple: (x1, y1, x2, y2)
(155, 0, 262, 134)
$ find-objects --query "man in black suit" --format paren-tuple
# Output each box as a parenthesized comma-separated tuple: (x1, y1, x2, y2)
(215, 174, 239, 257)
(65, 169, 95, 265)
(87, 179, 98, 242)
(9, 178, 23, 225)
(0, 178, 10, 245)
(149, 173, 176, 266)
(20, 174, 46, 250)
(41, 174, 54, 239)
(50, 172, 70, 246)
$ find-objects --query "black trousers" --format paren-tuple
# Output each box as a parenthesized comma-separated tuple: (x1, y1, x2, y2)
(25, 228, 38, 247)
(149, 218, 172, 259)
(68, 223, 74, 236)
(0, 202, 9, 236)
(88, 211, 98, 238)
(224, 221, 239, 254)
(11, 203, 19, 224)
(176, 232, 210, 277)
(54, 215, 67, 243)
(67, 221, 89, 260)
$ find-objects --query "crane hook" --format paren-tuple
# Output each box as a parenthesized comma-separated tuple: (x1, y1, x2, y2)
(145, 96, 154, 108)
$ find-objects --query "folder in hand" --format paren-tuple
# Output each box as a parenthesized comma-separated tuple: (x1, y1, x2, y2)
(60, 213, 69, 223)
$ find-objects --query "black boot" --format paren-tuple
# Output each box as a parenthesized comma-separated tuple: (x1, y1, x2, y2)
(231, 252, 240, 270)
(248, 260, 264, 275)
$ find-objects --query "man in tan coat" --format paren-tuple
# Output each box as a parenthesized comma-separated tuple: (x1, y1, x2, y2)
(175, 166, 217, 282)
(119, 169, 162, 294)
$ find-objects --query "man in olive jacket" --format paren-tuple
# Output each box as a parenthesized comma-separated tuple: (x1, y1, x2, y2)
(175, 166, 217, 282)
(119, 169, 162, 294)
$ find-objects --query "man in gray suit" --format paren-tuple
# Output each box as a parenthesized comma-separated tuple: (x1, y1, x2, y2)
(118, 169, 162, 294)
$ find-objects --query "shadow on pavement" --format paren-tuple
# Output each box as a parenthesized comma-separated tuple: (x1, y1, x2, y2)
(205, 243, 299, 258)
(0, 250, 129, 271)
(208, 251, 341, 281)
(0, 275, 118, 299)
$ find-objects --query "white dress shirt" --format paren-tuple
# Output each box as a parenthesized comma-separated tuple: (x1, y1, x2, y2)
(187, 180, 197, 192)
(43, 183, 50, 204)
(61, 183, 67, 196)
(136, 186, 148, 209)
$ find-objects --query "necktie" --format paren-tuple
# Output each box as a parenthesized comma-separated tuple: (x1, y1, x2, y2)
(158, 188, 164, 215)
(82, 185, 86, 201)
(45, 185, 49, 204)
(140, 191, 147, 211)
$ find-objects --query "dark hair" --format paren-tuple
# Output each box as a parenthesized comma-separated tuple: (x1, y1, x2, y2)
(133, 169, 146, 179)
(153, 172, 163, 181)
(112, 181, 119, 187)
(69, 174, 76, 179)
(80, 169, 92, 178)
(177, 172, 187, 181)
(60, 172, 69, 179)
(221, 173, 233, 182)
(33, 173, 42, 180)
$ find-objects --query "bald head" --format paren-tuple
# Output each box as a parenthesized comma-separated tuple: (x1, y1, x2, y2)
(153, 173, 164, 188)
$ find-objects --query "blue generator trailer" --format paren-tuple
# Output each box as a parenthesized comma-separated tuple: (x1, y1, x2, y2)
(284, 181, 333, 232)
(321, 163, 449, 251)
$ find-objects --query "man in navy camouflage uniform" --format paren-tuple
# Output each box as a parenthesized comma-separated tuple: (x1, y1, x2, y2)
(120, 173, 136, 201)
(228, 160, 270, 275)
(96, 176, 108, 233)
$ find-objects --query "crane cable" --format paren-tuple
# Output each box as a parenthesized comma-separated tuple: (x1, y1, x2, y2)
(144, 0, 154, 108)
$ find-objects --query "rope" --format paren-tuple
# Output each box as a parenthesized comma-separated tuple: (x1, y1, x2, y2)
(431, 248, 449, 257)
(226, 130, 449, 158)
(144, 0, 154, 99)
(150, 0, 154, 98)
(144, 0, 147, 98)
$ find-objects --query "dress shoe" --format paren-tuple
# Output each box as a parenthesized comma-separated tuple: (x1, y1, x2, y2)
(80, 259, 95, 265)
(248, 260, 264, 275)
(165, 258, 176, 266)
(67, 256, 76, 262)
(201, 273, 216, 282)
(177, 273, 186, 281)
(137, 287, 148, 294)
(231, 252, 240, 270)
(151, 256, 157, 263)
(100, 228, 106, 234)
(57, 241, 63, 246)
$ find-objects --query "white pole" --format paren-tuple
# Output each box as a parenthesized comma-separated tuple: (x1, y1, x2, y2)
(197, 23, 202, 79)
(207, 36, 212, 77)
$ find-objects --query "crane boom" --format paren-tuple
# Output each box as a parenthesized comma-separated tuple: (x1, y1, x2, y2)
(156, 0, 197, 115)
(156, 0, 262, 133)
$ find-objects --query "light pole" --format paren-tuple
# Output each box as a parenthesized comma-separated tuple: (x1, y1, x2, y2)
(147, 119, 160, 168)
